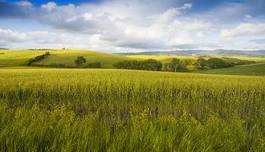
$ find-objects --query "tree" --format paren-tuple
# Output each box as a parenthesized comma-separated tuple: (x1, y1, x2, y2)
(75, 56, 86, 67)
(207, 58, 230, 69)
(196, 57, 207, 70)
(142, 59, 162, 71)
(163, 58, 186, 72)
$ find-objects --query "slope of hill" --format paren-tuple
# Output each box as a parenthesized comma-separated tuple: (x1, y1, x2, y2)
(0, 49, 131, 68)
(121, 49, 265, 57)
(1, 49, 265, 76)
(0, 50, 47, 67)
(198, 63, 265, 76)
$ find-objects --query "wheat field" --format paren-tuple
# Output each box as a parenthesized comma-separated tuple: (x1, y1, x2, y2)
(0, 68, 265, 151)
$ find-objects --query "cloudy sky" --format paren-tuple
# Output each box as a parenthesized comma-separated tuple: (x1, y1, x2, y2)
(0, 0, 265, 52)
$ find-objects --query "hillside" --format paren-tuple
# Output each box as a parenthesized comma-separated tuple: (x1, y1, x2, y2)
(126, 54, 196, 62)
(0, 49, 131, 68)
(121, 49, 265, 57)
(198, 63, 265, 76)
(0, 50, 47, 67)
(1, 49, 265, 76)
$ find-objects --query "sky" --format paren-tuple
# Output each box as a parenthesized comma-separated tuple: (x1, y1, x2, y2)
(0, 0, 265, 52)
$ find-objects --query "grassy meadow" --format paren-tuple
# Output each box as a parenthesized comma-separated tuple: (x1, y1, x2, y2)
(0, 49, 265, 151)
(0, 68, 265, 151)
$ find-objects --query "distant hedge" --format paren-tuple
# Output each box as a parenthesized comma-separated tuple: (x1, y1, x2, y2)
(84, 62, 101, 68)
(27, 52, 50, 66)
(48, 62, 102, 68)
(114, 59, 162, 71)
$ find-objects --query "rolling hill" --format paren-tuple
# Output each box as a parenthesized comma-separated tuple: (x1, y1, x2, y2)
(0, 49, 131, 68)
(121, 49, 265, 57)
(198, 63, 265, 76)
(1, 49, 265, 76)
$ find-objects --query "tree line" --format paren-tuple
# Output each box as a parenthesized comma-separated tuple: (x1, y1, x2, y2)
(27, 54, 251, 71)
(27, 52, 50, 66)
(114, 57, 246, 72)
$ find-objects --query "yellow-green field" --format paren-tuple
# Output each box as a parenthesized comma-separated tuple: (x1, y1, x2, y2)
(0, 68, 265, 151)
(1, 49, 265, 151)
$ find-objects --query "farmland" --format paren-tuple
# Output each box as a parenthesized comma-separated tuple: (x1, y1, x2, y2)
(1, 0, 265, 151)
(0, 49, 265, 151)
(0, 68, 265, 151)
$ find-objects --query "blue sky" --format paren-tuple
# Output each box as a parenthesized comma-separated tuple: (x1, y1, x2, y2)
(0, 0, 265, 52)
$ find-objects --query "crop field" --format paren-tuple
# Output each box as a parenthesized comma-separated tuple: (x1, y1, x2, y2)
(1, 0, 265, 151)
(0, 68, 265, 151)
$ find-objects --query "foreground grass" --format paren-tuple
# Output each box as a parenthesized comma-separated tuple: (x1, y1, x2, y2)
(0, 68, 265, 151)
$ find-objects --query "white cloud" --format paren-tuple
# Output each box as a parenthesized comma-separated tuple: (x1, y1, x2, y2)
(0, 28, 30, 42)
(221, 23, 265, 38)
(41, 2, 57, 11)
(16, 1, 32, 8)
(30, 2, 212, 50)
(1, 0, 265, 51)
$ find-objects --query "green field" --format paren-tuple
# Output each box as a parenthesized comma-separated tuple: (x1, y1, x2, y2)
(199, 63, 265, 76)
(1, 50, 265, 151)
(0, 68, 265, 151)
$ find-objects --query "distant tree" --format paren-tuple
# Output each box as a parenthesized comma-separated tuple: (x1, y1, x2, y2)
(142, 59, 163, 71)
(164, 58, 187, 72)
(196, 57, 208, 70)
(75, 56, 86, 67)
(207, 58, 230, 69)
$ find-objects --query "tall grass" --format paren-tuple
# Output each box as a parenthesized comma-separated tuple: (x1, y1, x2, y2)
(0, 68, 265, 151)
